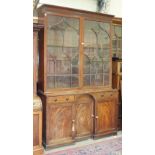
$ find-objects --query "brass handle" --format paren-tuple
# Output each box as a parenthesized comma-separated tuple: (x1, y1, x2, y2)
(91, 115, 94, 118)
(72, 120, 75, 122)
(95, 116, 99, 119)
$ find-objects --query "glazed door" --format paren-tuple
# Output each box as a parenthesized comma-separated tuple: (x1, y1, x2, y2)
(75, 95, 94, 139)
(47, 102, 75, 146)
(83, 20, 111, 87)
(95, 98, 117, 135)
(46, 15, 80, 89)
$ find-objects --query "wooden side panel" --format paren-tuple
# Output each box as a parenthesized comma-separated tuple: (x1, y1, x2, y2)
(33, 32, 37, 95)
(38, 28, 45, 92)
(33, 114, 39, 146)
(38, 95, 46, 145)
(75, 95, 94, 138)
(47, 102, 73, 146)
(33, 110, 43, 155)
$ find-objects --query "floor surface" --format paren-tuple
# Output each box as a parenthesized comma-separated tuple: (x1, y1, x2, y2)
(45, 131, 122, 155)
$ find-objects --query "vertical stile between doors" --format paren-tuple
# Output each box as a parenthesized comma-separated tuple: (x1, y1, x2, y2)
(79, 17, 84, 88)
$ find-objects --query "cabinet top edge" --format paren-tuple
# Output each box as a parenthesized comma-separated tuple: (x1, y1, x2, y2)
(38, 88, 118, 96)
(112, 17, 122, 25)
(37, 4, 114, 18)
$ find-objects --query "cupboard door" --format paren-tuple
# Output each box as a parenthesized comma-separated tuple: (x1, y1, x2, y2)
(47, 102, 74, 147)
(75, 95, 94, 139)
(46, 15, 80, 89)
(84, 20, 111, 87)
(95, 98, 117, 135)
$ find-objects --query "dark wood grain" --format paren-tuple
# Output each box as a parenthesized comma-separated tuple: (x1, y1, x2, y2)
(33, 23, 44, 155)
(33, 114, 39, 146)
(94, 91, 118, 137)
(48, 103, 73, 142)
(75, 95, 94, 139)
(37, 5, 119, 149)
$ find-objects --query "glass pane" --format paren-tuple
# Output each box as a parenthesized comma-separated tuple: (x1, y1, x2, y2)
(112, 25, 122, 59)
(71, 76, 78, 87)
(84, 20, 110, 87)
(46, 15, 80, 89)
(47, 76, 55, 89)
(72, 66, 78, 74)
(118, 39, 122, 50)
(84, 75, 90, 86)
(91, 74, 103, 86)
(56, 76, 71, 88)
(104, 74, 109, 86)
(112, 40, 117, 49)
(115, 26, 122, 37)
(90, 74, 95, 85)
(84, 54, 90, 74)
(103, 49, 110, 59)
(96, 74, 103, 85)
(91, 61, 103, 74)
(56, 60, 71, 74)
(47, 60, 55, 74)
(103, 61, 109, 73)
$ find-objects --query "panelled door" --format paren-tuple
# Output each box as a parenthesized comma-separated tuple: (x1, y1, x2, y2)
(94, 94, 118, 136)
(75, 95, 94, 139)
(46, 102, 75, 146)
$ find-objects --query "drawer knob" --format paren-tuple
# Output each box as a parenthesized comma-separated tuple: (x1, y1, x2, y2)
(95, 116, 99, 119)
(66, 98, 69, 101)
(91, 115, 94, 118)
(101, 95, 104, 97)
(54, 99, 57, 102)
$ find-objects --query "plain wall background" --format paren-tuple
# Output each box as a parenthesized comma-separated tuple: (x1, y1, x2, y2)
(39, 0, 122, 17)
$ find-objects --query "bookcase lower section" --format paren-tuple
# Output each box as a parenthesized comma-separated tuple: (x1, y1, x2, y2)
(39, 89, 119, 149)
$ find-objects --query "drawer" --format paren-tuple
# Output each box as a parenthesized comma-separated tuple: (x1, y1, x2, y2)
(95, 92, 118, 101)
(47, 95, 75, 103)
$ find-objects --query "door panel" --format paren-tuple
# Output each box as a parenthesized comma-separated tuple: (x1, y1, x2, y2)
(75, 95, 94, 138)
(47, 103, 73, 145)
(95, 99, 117, 134)
(83, 20, 111, 87)
(46, 15, 80, 89)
